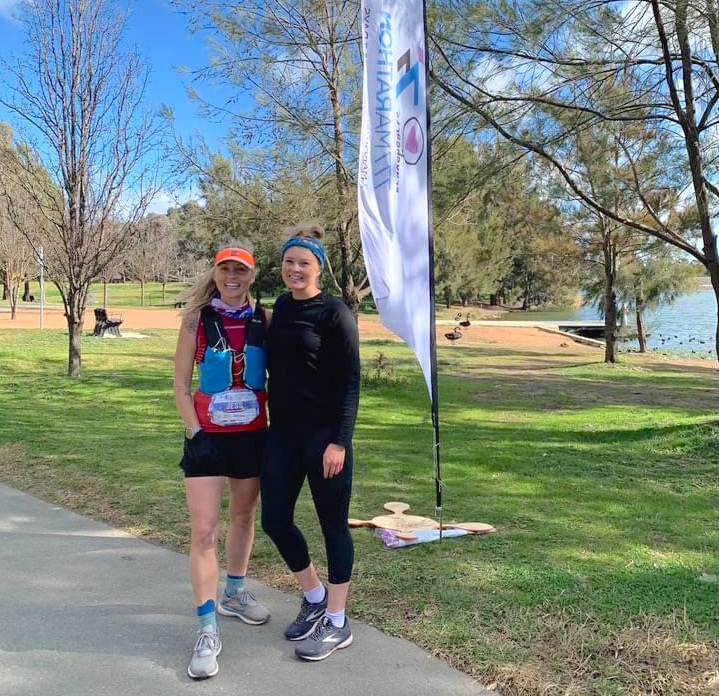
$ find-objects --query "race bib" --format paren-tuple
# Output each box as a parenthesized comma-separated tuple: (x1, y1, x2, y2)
(208, 388, 260, 426)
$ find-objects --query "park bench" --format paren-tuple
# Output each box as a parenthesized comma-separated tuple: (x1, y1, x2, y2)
(93, 308, 123, 337)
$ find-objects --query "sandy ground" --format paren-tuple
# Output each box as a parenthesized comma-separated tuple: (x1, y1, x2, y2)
(0, 306, 184, 332)
(0, 304, 598, 352)
(5, 305, 718, 371)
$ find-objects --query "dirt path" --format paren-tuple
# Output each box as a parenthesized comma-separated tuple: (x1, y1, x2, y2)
(4, 304, 716, 370)
(1, 305, 594, 350)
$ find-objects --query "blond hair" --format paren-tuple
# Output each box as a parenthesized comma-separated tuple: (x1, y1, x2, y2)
(285, 222, 324, 241)
(177, 240, 255, 319)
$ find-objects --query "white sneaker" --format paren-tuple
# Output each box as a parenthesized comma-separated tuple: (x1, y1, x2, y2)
(218, 589, 271, 625)
(187, 628, 222, 679)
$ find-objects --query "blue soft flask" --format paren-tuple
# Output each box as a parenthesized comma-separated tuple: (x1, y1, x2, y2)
(198, 345, 233, 395)
(197, 309, 233, 395)
(243, 295, 267, 391)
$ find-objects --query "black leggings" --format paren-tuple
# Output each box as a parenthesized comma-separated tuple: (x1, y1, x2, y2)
(260, 424, 354, 584)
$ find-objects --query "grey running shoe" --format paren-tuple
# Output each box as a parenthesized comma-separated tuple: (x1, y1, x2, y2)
(218, 589, 271, 625)
(294, 616, 353, 661)
(284, 594, 327, 641)
(187, 628, 222, 680)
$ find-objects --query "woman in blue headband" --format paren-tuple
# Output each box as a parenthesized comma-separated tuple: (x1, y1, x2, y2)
(262, 223, 360, 662)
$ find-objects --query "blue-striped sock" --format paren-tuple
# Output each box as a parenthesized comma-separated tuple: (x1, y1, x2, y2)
(225, 574, 245, 596)
(197, 599, 217, 632)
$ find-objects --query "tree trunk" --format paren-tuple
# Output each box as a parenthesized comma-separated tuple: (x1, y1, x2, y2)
(710, 266, 719, 360)
(341, 285, 360, 319)
(65, 289, 85, 377)
(523, 274, 531, 310)
(22, 277, 30, 301)
(605, 291, 618, 362)
(67, 320, 82, 377)
(162, 281, 166, 303)
(329, 69, 361, 320)
(103, 280, 108, 308)
(603, 235, 618, 363)
(336, 218, 359, 319)
(636, 309, 646, 352)
(9, 281, 18, 319)
(140, 279, 145, 307)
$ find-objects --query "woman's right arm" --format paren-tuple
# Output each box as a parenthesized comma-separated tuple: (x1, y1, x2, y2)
(174, 313, 201, 431)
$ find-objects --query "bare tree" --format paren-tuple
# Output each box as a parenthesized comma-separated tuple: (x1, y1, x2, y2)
(0, 203, 37, 320)
(0, 0, 163, 376)
(430, 0, 719, 356)
(151, 216, 180, 303)
(125, 214, 176, 306)
(0, 123, 46, 319)
(95, 219, 130, 308)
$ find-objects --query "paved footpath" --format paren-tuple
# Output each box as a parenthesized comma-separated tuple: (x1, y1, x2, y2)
(0, 484, 496, 696)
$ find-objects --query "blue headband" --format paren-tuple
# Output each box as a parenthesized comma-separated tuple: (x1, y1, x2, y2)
(281, 236, 325, 270)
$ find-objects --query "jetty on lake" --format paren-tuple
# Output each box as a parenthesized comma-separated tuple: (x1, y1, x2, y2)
(555, 321, 605, 340)
(436, 318, 607, 347)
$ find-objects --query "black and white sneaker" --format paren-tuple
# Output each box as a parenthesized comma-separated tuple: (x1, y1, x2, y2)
(294, 616, 353, 661)
(284, 595, 327, 641)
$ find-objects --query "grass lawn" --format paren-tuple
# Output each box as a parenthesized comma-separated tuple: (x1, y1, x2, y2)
(1, 328, 718, 695)
(3, 280, 191, 308)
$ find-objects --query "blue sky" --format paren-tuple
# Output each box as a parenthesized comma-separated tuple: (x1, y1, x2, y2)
(0, 0, 239, 213)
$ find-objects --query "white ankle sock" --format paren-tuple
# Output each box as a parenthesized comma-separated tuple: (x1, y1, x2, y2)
(304, 584, 326, 605)
(325, 609, 345, 628)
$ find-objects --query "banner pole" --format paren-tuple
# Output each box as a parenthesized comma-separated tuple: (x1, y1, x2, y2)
(422, 0, 442, 535)
(357, 0, 442, 533)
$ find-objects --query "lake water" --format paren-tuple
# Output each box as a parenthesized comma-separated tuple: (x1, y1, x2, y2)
(570, 287, 717, 357)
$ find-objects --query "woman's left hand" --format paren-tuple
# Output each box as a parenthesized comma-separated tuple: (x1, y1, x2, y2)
(322, 443, 346, 479)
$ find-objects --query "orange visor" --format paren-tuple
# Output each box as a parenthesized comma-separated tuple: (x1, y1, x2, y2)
(214, 247, 255, 269)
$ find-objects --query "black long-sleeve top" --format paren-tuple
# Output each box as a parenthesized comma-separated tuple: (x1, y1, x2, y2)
(266, 291, 360, 447)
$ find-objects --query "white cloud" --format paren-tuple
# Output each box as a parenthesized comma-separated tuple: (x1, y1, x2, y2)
(146, 190, 178, 216)
(0, 0, 21, 20)
(146, 186, 197, 216)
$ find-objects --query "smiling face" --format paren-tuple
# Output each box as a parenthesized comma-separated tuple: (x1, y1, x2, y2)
(213, 260, 255, 305)
(281, 245, 321, 299)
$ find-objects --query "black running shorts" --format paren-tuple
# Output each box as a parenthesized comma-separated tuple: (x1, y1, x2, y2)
(179, 429, 266, 479)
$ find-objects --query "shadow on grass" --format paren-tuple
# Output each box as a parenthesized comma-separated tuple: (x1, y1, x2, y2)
(2, 329, 719, 694)
(362, 341, 719, 411)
